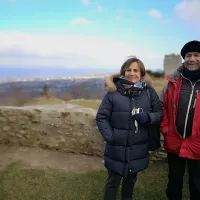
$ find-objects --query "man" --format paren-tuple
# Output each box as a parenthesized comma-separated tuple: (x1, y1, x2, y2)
(161, 40, 200, 200)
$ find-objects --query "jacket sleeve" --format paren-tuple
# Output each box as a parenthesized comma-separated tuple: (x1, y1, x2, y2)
(96, 93, 114, 144)
(160, 83, 169, 134)
(148, 87, 163, 125)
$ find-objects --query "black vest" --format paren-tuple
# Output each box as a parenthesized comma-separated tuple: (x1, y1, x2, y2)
(176, 77, 200, 138)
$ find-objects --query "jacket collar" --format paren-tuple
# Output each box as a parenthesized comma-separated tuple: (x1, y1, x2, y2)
(105, 73, 153, 93)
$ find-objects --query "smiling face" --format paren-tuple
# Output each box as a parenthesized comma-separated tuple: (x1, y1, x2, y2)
(124, 62, 141, 83)
(184, 52, 200, 71)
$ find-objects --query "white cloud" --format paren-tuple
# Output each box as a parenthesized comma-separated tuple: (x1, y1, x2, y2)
(80, 0, 107, 13)
(147, 9, 162, 18)
(70, 18, 93, 25)
(96, 5, 107, 12)
(0, 31, 164, 70)
(175, 0, 200, 30)
(80, 0, 90, 6)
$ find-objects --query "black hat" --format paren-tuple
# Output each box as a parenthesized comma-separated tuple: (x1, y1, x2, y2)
(181, 40, 200, 58)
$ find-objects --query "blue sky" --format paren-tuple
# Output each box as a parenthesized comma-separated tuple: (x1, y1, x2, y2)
(0, 0, 199, 70)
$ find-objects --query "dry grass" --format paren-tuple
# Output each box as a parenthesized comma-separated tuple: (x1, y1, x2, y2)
(23, 97, 67, 106)
(152, 78, 167, 96)
(67, 99, 101, 110)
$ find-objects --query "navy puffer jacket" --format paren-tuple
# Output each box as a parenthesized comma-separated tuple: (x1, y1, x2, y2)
(96, 74, 163, 177)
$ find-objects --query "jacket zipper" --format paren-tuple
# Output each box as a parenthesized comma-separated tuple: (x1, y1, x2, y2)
(123, 96, 132, 177)
(183, 84, 194, 139)
(193, 90, 199, 108)
(181, 75, 200, 139)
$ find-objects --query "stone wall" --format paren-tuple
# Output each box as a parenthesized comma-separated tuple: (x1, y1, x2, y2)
(164, 54, 182, 76)
(0, 104, 104, 156)
(0, 104, 166, 161)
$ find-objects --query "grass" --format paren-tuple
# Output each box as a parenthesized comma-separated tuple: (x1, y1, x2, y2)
(23, 97, 66, 106)
(0, 162, 189, 200)
(67, 99, 101, 110)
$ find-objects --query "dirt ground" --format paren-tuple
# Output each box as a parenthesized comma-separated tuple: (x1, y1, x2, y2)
(0, 144, 105, 173)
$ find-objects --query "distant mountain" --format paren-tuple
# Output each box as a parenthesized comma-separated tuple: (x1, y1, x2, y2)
(0, 67, 117, 79)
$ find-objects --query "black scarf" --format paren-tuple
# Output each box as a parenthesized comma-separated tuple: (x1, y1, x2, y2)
(114, 77, 146, 97)
(182, 67, 200, 83)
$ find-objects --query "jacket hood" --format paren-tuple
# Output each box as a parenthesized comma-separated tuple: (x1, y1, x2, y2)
(105, 73, 153, 92)
(168, 64, 200, 83)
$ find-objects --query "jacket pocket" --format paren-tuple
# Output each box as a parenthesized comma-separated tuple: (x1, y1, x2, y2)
(164, 130, 182, 153)
(113, 129, 128, 146)
(104, 143, 126, 162)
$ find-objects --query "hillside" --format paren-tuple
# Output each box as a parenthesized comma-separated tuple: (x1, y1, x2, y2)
(23, 97, 102, 110)
(21, 77, 166, 109)
(0, 77, 106, 106)
(23, 96, 67, 106)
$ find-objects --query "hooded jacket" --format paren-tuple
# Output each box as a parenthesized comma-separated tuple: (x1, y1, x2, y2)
(96, 74, 163, 177)
(160, 68, 200, 159)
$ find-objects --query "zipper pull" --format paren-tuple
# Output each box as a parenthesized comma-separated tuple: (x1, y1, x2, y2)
(193, 90, 199, 108)
(134, 120, 138, 133)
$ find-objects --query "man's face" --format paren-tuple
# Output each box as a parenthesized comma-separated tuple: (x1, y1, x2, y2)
(184, 52, 200, 71)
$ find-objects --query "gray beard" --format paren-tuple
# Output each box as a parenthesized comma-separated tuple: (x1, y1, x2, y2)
(185, 64, 200, 71)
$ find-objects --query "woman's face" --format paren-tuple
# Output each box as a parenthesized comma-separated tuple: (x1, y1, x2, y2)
(124, 62, 141, 83)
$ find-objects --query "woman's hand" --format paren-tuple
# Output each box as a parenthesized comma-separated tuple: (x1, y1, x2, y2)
(132, 113, 150, 124)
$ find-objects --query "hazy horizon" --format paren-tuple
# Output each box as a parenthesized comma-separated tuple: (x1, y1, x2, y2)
(0, 66, 165, 79)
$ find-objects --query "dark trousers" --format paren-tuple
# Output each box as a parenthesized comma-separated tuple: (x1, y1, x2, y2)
(166, 152, 200, 200)
(104, 170, 137, 200)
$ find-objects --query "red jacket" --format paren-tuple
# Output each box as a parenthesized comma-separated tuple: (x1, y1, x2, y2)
(161, 71, 200, 159)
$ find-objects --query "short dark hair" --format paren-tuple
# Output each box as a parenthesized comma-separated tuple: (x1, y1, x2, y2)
(120, 56, 146, 77)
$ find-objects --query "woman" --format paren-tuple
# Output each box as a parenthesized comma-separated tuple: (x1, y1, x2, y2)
(96, 57, 163, 200)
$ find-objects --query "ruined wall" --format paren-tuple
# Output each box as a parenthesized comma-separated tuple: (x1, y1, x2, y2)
(0, 104, 166, 161)
(164, 54, 182, 76)
(0, 104, 104, 156)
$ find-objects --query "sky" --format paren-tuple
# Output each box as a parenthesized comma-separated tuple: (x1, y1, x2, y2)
(0, 0, 200, 71)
